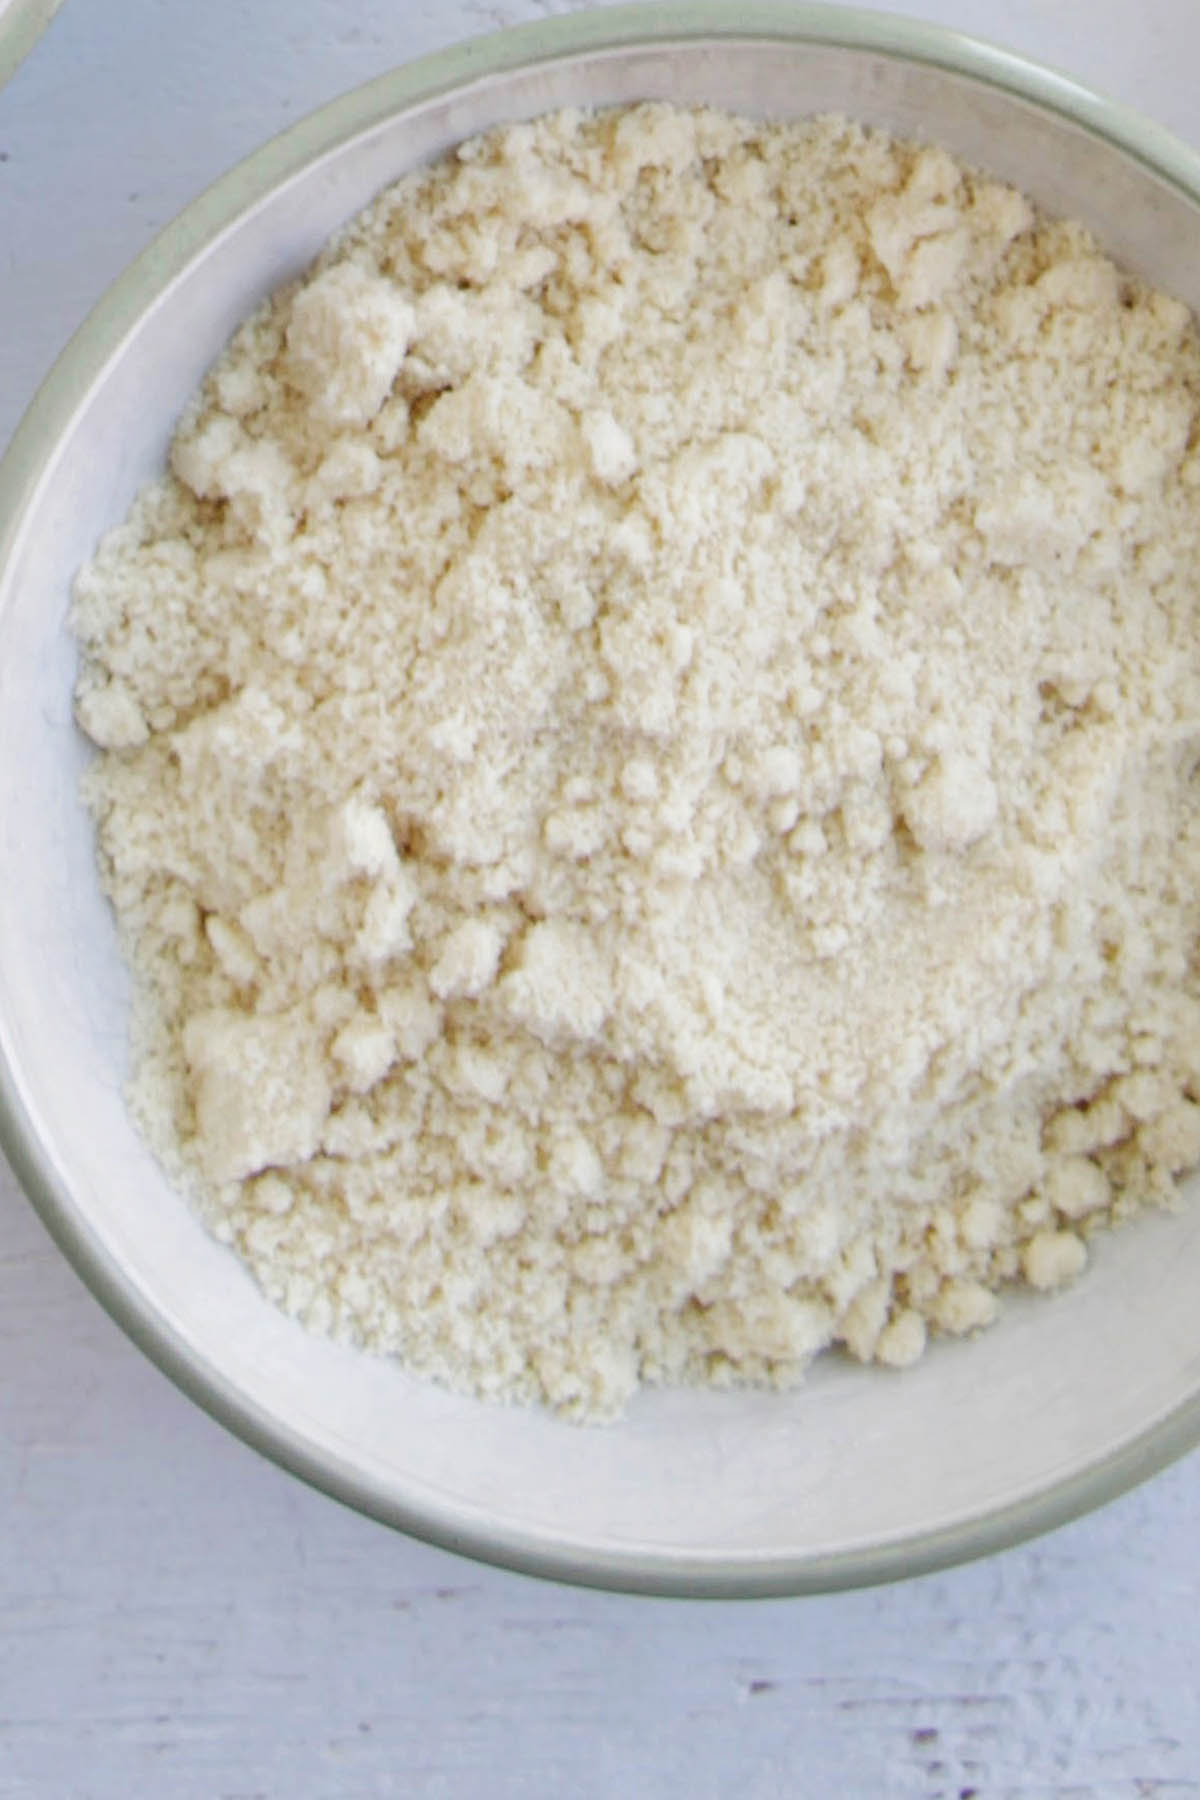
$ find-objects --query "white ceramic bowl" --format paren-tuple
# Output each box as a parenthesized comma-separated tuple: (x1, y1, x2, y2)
(4, 2, 1200, 1596)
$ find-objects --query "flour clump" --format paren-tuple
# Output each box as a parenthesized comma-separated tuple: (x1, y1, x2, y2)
(71, 105, 1200, 1418)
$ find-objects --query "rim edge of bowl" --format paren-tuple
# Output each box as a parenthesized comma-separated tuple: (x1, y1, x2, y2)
(0, 0, 66, 91)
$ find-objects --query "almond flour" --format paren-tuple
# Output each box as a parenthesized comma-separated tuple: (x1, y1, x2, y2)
(71, 105, 1200, 1418)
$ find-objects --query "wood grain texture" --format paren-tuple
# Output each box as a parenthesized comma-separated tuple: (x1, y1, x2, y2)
(2, 2, 1200, 1793)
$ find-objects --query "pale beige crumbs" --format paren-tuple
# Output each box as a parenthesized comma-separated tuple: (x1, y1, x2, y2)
(71, 106, 1200, 1418)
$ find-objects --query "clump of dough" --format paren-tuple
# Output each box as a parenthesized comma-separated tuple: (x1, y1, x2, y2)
(71, 105, 1200, 1419)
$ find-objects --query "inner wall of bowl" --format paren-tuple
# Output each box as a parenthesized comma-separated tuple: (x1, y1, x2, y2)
(4, 34, 1200, 1576)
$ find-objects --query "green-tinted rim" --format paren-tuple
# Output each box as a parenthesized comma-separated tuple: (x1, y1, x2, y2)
(3, 1, 1200, 1599)
(0, 0, 64, 90)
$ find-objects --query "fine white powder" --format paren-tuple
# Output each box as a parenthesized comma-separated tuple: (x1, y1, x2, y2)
(72, 105, 1200, 1418)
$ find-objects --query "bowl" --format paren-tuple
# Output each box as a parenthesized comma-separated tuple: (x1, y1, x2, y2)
(4, 1, 1200, 1597)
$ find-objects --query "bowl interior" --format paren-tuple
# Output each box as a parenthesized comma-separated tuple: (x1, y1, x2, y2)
(4, 22, 1200, 1592)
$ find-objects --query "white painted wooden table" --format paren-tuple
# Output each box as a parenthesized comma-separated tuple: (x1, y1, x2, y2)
(2, 2, 1199, 1793)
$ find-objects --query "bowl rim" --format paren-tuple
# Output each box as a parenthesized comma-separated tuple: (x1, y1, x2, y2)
(0, 0, 65, 90)
(5, 0, 1200, 1598)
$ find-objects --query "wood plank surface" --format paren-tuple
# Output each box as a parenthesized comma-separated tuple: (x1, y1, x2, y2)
(2, 3, 1199, 1793)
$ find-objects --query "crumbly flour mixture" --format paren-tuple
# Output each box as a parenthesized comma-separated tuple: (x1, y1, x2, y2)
(72, 105, 1200, 1417)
